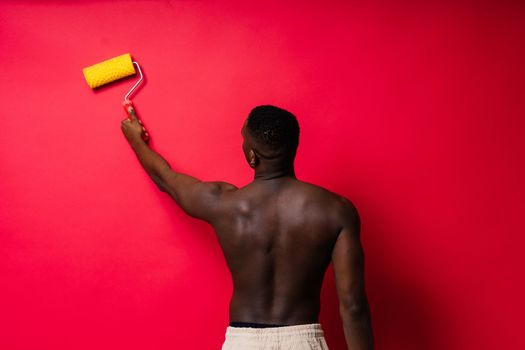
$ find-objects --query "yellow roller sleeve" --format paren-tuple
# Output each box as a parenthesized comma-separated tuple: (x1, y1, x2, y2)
(82, 53, 136, 89)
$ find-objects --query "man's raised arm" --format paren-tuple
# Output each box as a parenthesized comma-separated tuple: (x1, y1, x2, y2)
(332, 199, 374, 350)
(120, 107, 237, 223)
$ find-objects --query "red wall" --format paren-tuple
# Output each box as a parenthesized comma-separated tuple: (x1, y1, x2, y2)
(1, 1, 524, 349)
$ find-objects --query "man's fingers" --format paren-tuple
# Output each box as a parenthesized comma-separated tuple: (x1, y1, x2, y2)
(127, 106, 138, 121)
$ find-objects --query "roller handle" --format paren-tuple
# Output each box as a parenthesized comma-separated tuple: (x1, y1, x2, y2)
(122, 100, 149, 142)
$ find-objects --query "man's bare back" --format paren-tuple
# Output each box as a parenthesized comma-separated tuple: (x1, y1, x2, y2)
(215, 177, 349, 325)
(121, 105, 373, 349)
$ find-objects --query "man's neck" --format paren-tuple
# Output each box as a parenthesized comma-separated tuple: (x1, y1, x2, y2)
(253, 162, 296, 181)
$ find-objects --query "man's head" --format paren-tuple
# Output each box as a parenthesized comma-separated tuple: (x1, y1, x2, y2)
(242, 105, 300, 168)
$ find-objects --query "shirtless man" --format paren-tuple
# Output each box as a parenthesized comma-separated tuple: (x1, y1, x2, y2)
(121, 105, 373, 349)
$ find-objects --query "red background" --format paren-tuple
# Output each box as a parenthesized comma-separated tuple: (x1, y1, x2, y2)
(1, 1, 524, 349)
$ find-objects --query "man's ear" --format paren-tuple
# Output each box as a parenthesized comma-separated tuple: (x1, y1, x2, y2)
(249, 149, 258, 168)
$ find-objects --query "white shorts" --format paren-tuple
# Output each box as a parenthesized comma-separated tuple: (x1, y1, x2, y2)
(222, 323, 329, 349)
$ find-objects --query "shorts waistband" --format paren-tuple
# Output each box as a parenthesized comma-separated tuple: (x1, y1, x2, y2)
(225, 323, 324, 337)
(230, 321, 289, 328)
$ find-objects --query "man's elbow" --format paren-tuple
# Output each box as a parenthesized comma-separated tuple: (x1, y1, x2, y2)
(151, 164, 172, 191)
(340, 297, 370, 322)
(151, 175, 173, 196)
(155, 178, 167, 192)
(152, 176, 167, 192)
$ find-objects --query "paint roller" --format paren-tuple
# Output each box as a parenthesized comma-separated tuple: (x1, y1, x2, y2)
(82, 53, 149, 141)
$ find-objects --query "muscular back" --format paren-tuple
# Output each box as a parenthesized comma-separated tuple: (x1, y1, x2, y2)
(211, 178, 348, 325)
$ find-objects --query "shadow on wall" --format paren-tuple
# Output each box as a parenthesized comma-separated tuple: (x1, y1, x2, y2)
(319, 201, 449, 350)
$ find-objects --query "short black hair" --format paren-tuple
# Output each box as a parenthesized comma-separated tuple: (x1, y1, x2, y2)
(246, 105, 300, 157)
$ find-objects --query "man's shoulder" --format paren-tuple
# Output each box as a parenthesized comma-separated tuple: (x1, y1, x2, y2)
(297, 180, 353, 203)
(297, 180, 358, 221)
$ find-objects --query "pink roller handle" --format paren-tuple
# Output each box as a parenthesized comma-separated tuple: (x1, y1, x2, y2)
(122, 100, 149, 142)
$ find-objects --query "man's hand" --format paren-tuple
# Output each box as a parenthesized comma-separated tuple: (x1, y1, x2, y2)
(121, 106, 149, 143)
